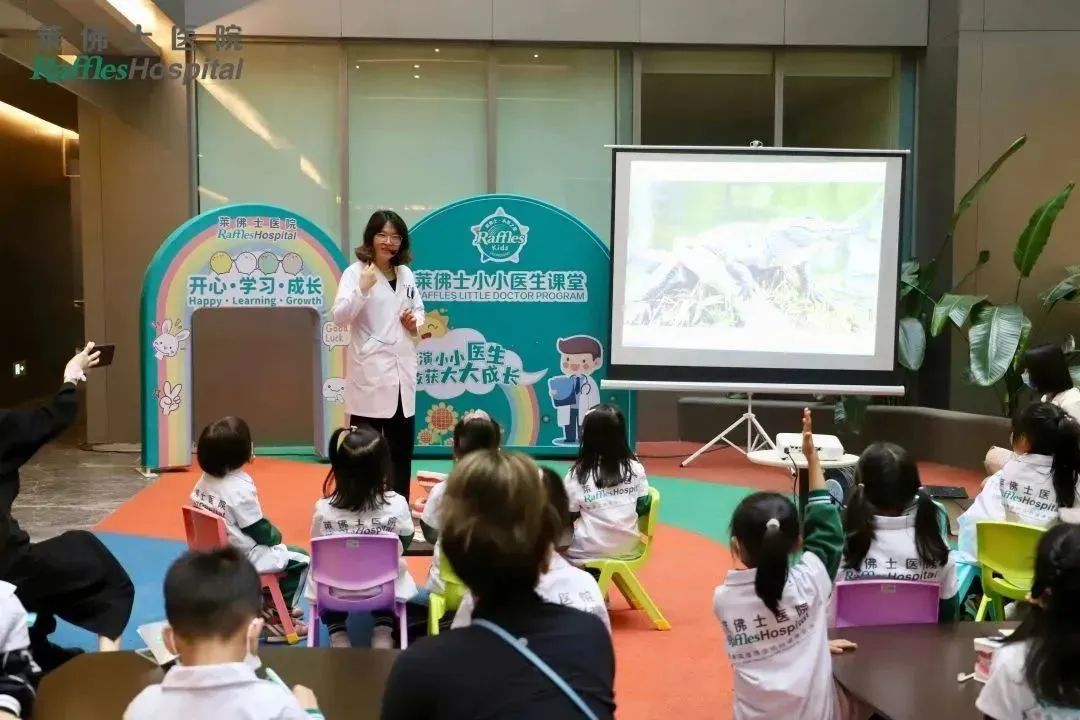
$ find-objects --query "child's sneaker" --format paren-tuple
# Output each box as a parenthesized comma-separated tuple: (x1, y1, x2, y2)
(371, 625, 394, 649)
(329, 630, 351, 648)
(261, 610, 308, 643)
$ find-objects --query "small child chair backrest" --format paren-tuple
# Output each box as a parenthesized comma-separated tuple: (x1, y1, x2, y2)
(182, 506, 228, 551)
(310, 534, 399, 609)
(636, 487, 661, 561)
(833, 580, 940, 628)
(976, 521, 1044, 590)
(438, 553, 467, 608)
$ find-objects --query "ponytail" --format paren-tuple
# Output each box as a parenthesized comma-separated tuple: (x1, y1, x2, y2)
(912, 489, 950, 568)
(842, 483, 875, 571)
(322, 426, 349, 498)
(1051, 414, 1080, 509)
(756, 519, 791, 615)
(730, 492, 799, 617)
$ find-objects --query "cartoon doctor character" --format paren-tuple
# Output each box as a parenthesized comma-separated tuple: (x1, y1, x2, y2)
(332, 210, 424, 501)
(549, 335, 603, 445)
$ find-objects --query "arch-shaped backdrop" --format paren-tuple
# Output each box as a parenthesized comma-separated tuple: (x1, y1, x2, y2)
(140, 203, 349, 471)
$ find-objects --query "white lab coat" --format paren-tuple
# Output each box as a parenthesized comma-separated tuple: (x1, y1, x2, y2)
(554, 374, 602, 427)
(332, 262, 425, 419)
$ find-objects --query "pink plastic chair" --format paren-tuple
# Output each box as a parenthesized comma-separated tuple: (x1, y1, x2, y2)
(833, 579, 940, 628)
(180, 506, 301, 644)
(307, 534, 407, 649)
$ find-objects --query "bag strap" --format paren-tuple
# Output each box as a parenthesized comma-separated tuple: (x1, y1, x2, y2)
(473, 619, 599, 720)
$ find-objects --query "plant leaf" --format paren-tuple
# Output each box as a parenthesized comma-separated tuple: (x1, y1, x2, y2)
(968, 304, 1026, 386)
(835, 395, 870, 434)
(931, 294, 986, 336)
(1013, 314, 1033, 370)
(1041, 278, 1080, 305)
(977, 250, 990, 265)
(898, 316, 926, 371)
(900, 260, 920, 298)
(1014, 183, 1076, 277)
(950, 135, 1027, 236)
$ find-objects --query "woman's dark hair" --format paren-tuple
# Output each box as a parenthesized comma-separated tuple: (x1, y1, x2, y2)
(843, 442, 948, 571)
(1022, 344, 1074, 396)
(571, 404, 636, 490)
(1006, 523, 1080, 707)
(196, 416, 253, 478)
(322, 425, 392, 513)
(730, 492, 800, 616)
(440, 451, 559, 603)
(1013, 402, 1080, 509)
(540, 466, 571, 529)
(452, 414, 501, 460)
(355, 209, 412, 266)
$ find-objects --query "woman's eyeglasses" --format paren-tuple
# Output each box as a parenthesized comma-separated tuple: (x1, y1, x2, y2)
(375, 232, 403, 245)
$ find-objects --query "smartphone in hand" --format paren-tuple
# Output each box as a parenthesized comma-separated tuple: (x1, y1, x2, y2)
(78, 343, 115, 368)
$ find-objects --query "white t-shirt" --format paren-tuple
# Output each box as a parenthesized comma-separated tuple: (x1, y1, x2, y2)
(977, 641, 1080, 719)
(837, 511, 959, 599)
(124, 662, 315, 720)
(564, 460, 649, 562)
(713, 552, 836, 720)
(1048, 388, 1080, 425)
(0, 582, 33, 718)
(191, 470, 290, 574)
(420, 480, 448, 593)
(307, 493, 417, 601)
(958, 454, 1080, 563)
(452, 553, 611, 633)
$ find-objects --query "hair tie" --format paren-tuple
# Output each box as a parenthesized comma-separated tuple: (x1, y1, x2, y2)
(765, 518, 780, 531)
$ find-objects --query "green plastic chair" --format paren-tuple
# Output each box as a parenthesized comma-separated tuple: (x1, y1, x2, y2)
(427, 553, 468, 636)
(584, 487, 670, 631)
(974, 521, 1045, 621)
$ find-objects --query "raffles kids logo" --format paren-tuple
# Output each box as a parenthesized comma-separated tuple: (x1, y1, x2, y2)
(471, 208, 529, 263)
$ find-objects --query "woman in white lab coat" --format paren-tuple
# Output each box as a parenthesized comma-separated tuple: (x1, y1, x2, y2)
(332, 210, 425, 500)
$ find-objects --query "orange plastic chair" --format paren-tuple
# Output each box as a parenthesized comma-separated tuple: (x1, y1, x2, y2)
(181, 506, 301, 644)
(974, 521, 1045, 622)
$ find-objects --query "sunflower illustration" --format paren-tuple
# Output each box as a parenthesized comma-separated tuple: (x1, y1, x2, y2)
(426, 402, 458, 433)
(417, 428, 435, 446)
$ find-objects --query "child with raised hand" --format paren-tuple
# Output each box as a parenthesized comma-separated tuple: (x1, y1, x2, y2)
(420, 410, 501, 595)
(310, 425, 416, 649)
(959, 401, 1080, 563)
(977, 523, 1080, 719)
(563, 404, 650, 564)
(452, 466, 610, 632)
(0, 582, 38, 719)
(191, 417, 309, 642)
(124, 548, 322, 720)
(713, 409, 864, 720)
(841, 442, 959, 615)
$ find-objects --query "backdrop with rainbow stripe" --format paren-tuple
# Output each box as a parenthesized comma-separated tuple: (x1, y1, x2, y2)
(140, 203, 349, 470)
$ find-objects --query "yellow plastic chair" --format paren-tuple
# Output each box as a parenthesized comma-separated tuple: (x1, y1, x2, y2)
(974, 521, 1045, 621)
(584, 487, 670, 630)
(427, 554, 468, 636)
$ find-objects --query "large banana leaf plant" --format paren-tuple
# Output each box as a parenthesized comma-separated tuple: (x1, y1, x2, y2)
(838, 135, 1078, 427)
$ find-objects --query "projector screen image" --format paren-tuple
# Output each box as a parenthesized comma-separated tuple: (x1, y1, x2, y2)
(610, 149, 904, 377)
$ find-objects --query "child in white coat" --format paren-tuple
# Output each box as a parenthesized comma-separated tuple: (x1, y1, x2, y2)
(840, 442, 959, 616)
(713, 410, 864, 720)
(191, 417, 309, 641)
(959, 401, 1080, 564)
(309, 425, 416, 648)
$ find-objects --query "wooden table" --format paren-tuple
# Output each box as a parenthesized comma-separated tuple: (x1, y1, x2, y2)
(830, 622, 1016, 720)
(35, 646, 398, 720)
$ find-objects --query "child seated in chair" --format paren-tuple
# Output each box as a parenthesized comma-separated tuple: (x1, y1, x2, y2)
(0, 582, 38, 719)
(452, 466, 609, 632)
(309, 426, 417, 648)
(420, 411, 501, 596)
(124, 548, 322, 720)
(563, 404, 650, 565)
(839, 442, 959, 618)
(191, 417, 309, 642)
(958, 401, 1080, 564)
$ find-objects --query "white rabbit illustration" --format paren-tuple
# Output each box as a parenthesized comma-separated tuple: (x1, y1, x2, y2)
(153, 319, 190, 360)
(159, 381, 183, 416)
(322, 378, 345, 404)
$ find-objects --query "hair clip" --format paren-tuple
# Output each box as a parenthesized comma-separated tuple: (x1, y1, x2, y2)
(765, 518, 781, 530)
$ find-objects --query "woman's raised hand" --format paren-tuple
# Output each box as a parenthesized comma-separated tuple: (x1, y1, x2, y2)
(360, 262, 379, 292)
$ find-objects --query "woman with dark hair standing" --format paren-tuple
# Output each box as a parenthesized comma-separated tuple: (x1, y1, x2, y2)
(332, 210, 425, 501)
(985, 343, 1080, 474)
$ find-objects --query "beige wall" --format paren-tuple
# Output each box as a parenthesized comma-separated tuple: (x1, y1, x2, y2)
(950, 0, 1080, 415)
(78, 56, 192, 443)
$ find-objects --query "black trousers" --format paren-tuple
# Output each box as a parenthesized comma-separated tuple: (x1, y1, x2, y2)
(351, 393, 415, 502)
(2, 530, 134, 656)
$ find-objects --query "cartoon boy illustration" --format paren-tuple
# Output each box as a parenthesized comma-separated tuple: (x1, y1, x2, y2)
(548, 335, 603, 445)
